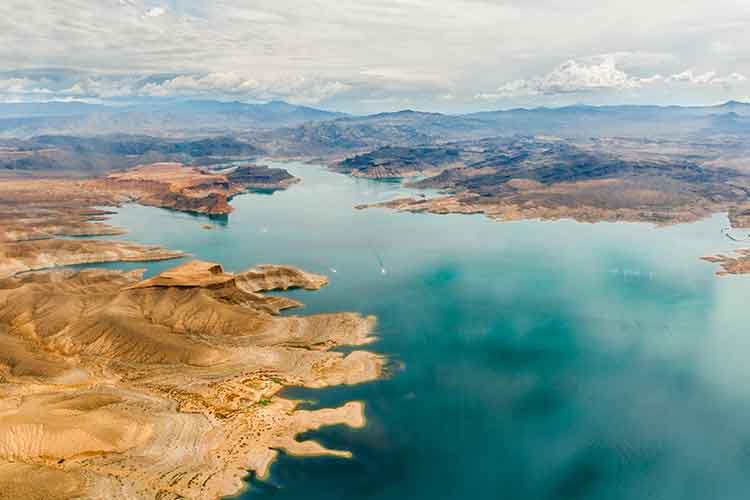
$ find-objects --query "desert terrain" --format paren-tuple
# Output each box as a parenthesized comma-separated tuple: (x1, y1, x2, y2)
(0, 261, 382, 500)
(0, 160, 382, 500)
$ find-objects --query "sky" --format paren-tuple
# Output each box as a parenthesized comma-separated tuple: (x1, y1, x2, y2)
(1, 0, 749, 113)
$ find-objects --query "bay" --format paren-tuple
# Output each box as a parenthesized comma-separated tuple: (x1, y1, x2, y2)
(83, 160, 750, 500)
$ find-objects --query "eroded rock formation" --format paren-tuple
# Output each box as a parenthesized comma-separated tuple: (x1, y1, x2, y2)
(0, 161, 300, 278)
(0, 239, 184, 279)
(101, 162, 298, 215)
(0, 261, 383, 500)
(702, 249, 750, 275)
(350, 137, 750, 227)
(0, 162, 298, 247)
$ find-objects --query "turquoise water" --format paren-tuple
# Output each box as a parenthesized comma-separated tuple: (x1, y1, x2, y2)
(90, 161, 750, 500)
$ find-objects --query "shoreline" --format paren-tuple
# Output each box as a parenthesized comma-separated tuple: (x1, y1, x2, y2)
(0, 260, 386, 500)
(0, 163, 387, 500)
(4, 158, 750, 499)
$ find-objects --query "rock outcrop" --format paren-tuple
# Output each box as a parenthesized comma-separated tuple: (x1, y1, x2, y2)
(350, 136, 750, 227)
(0, 261, 383, 500)
(702, 249, 750, 275)
(101, 162, 298, 215)
(0, 239, 184, 279)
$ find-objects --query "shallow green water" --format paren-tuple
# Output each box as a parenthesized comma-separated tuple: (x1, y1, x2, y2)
(87, 161, 750, 500)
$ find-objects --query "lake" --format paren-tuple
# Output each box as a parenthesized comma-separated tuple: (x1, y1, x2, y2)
(89, 160, 750, 500)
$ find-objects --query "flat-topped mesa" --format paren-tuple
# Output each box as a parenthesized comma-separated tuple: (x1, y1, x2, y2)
(227, 164, 300, 190)
(127, 260, 233, 289)
(128, 261, 329, 315)
(237, 264, 329, 292)
(0, 260, 383, 500)
(128, 261, 328, 292)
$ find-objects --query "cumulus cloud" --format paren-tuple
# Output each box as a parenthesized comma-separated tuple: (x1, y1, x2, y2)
(265, 77, 353, 105)
(0, 1, 749, 110)
(478, 56, 749, 100)
(2, 63, 747, 110)
(0, 77, 55, 96)
(0, 70, 353, 105)
(140, 72, 352, 104)
(144, 6, 166, 17)
(478, 56, 638, 99)
(62, 77, 138, 99)
(665, 70, 747, 85)
(140, 73, 257, 96)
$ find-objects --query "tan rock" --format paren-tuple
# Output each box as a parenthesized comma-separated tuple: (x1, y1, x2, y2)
(0, 262, 384, 500)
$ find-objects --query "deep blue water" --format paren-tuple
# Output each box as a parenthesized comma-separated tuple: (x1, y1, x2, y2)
(79, 161, 750, 500)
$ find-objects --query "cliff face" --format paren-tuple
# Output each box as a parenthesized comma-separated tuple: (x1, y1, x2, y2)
(0, 261, 383, 500)
(336, 146, 462, 179)
(0, 239, 184, 279)
(226, 165, 299, 190)
(101, 162, 298, 215)
(0, 161, 298, 245)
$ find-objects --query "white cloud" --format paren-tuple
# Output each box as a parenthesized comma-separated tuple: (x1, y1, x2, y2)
(718, 73, 748, 85)
(62, 77, 137, 99)
(0, 1, 749, 110)
(0, 77, 55, 96)
(665, 70, 747, 85)
(141, 73, 257, 95)
(0, 70, 354, 105)
(140, 72, 352, 104)
(145, 6, 166, 17)
(266, 77, 352, 105)
(478, 56, 749, 100)
(477, 56, 639, 99)
(667, 70, 717, 84)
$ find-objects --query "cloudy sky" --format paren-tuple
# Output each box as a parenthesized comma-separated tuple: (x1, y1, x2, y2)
(1, 0, 749, 112)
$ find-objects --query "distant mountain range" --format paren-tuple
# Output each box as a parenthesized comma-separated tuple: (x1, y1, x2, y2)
(253, 101, 750, 156)
(465, 100, 750, 137)
(0, 99, 748, 151)
(0, 134, 262, 175)
(0, 100, 346, 137)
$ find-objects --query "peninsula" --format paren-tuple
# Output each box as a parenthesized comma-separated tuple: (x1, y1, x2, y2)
(0, 159, 381, 500)
(0, 260, 382, 500)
